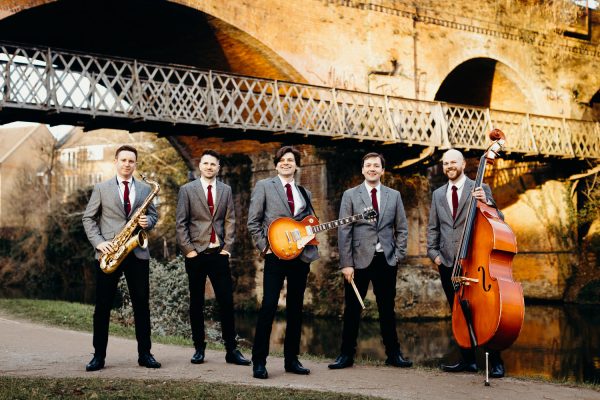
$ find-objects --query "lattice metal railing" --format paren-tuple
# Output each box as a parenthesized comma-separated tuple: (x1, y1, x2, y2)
(1, 42, 599, 159)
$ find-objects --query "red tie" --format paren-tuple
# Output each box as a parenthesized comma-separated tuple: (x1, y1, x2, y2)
(285, 183, 295, 215)
(451, 185, 459, 220)
(123, 181, 131, 216)
(371, 188, 379, 213)
(207, 184, 216, 243)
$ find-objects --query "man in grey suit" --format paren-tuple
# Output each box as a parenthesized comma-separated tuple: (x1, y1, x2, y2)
(176, 149, 250, 366)
(82, 145, 161, 371)
(328, 152, 412, 370)
(426, 148, 504, 378)
(247, 146, 318, 379)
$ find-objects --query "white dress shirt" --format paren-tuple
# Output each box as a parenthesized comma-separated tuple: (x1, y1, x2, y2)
(200, 176, 220, 247)
(446, 173, 466, 211)
(278, 176, 305, 217)
(364, 181, 383, 252)
(117, 176, 136, 213)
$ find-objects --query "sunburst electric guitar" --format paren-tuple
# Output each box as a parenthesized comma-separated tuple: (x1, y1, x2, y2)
(267, 207, 378, 260)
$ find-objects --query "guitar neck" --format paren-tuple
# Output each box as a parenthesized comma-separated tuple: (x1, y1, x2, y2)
(311, 214, 365, 233)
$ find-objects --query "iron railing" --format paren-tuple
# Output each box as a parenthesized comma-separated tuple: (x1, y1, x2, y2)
(1, 42, 598, 159)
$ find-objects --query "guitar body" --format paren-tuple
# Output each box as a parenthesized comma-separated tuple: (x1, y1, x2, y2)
(268, 216, 320, 260)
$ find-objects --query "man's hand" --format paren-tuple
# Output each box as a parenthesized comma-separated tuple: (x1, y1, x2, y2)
(472, 187, 487, 203)
(434, 256, 442, 266)
(186, 250, 198, 258)
(97, 241, 116, 255)
(138, 215, 149, 229)
(341, 266, 355, 283)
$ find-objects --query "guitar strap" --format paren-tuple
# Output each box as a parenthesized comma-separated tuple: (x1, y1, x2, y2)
(297, 185, 318, 219)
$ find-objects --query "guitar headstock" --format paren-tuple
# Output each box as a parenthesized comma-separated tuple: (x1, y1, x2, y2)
(362, 206, 378, 223)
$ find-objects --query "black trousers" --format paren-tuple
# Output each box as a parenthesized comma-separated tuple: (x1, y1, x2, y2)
(438, 264, 502, 366)
(340, 252, 400, 358)
(185, 252, 237, 351)
(252, 254, 310, 365)
(93, 253, 151, 358)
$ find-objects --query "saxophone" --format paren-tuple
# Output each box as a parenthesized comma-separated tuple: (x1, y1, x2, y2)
(99, 174, 160, 274)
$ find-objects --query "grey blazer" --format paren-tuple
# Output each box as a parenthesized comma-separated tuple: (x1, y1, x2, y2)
(338, 183, 408, 269)
(426, 177, 494, 268)
(247, 177, 319, 264)
(175, 179, 235, 256)
(82, 176, 158, 260)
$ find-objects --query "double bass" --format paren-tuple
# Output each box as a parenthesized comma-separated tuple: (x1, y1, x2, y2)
(451, 129, 524, 351)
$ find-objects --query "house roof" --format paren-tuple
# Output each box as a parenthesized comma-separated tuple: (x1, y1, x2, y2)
(0, 124, 54, 164)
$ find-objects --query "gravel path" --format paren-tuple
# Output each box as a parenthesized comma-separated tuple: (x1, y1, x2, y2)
(1, 314, 598, 400)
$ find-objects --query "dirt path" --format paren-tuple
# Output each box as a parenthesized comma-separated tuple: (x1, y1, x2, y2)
(1, 313, 598, 400)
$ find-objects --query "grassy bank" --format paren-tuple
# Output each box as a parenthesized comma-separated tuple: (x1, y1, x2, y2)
(0, 377, 381, 400)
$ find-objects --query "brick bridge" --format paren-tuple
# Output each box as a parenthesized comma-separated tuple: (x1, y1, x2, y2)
(1, 0, 599, 310)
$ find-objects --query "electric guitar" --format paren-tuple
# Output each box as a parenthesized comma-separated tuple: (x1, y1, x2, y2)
(267, 207, 378, 260)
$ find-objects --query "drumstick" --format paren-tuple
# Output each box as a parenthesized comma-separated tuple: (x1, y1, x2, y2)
(350, 278, 365, 309)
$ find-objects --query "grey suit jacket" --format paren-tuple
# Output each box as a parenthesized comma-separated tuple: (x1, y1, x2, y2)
(175, 179, 235, 256)
(247, 177, 319, 264)
(82, 176, 158, 260)
(426, 177, 494, 267)
(338, 183, 408, 269)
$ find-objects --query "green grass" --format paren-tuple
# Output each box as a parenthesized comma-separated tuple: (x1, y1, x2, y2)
(0, 377, 383, 400)
(0, 298, 193, 347)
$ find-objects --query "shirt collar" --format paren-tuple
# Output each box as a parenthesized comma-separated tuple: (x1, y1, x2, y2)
(364, 181, 381, 193)
(200, 176, 217, 188)
(448, 173, 466, 190)
(278, 176, 295, 187)
(117, 176, 133, 186)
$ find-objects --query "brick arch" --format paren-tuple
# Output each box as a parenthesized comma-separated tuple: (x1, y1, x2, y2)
(0, 0, 304, 82)
(432, 56, 535, 113)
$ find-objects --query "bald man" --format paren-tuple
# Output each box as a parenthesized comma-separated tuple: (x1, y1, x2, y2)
(426, 149, 505, 378)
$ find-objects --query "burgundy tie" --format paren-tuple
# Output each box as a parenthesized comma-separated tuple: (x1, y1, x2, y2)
(285, 183, 295, 215)
(207, 184, 216, 243)
(123, 181, 131, 216)
(451, 185, 459, 220)
(371, 188, 379, 213)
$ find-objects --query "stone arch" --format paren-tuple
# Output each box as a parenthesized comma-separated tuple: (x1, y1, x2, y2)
(434, 57, 534, 112)
(0, 0, 304, 82)
(587, 89, 600, 121)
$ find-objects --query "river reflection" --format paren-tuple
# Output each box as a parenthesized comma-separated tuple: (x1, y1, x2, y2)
(233, 304, 600, 384)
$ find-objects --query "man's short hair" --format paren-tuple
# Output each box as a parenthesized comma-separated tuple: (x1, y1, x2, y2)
(200, 149, 221, 164)
(274, 146, 301, 167)
(115, 145, 138, 160)
(362, 152, 385, 169)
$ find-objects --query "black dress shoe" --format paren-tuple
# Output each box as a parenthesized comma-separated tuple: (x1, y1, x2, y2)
(85, 355, 105, 372)
(490, 362, 505, 378)
(385, 353, 413, 368)
(328, 354, 354, 369)
(441, 361, 478, 373)
(191, 342, 206, 364)
(284, 359, 310, 375)
(252, 363, 268, 379)
(138, 353, 161, 368)
(226, 349, 251, 365)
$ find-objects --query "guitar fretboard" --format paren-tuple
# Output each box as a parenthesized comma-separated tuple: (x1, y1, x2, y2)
(311, 214, 365, 233)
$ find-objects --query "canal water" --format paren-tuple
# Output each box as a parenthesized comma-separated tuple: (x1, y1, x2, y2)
(233, 303, 600, 384)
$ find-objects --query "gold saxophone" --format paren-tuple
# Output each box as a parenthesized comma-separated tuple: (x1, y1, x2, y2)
(99, 174, 160, 274)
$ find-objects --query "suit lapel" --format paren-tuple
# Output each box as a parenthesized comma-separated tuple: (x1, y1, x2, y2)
(192, 180, 211, 215)
(112, 177, 127, 218)
(438, 183, 453, 221)
(456, 179, 474, 219)
(378, 185, 389, 226)
(213, 181, 226, 215)
(272, 178, 293, 216)
(130, 177, 144, 216)
(358, 184, 372, 213)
